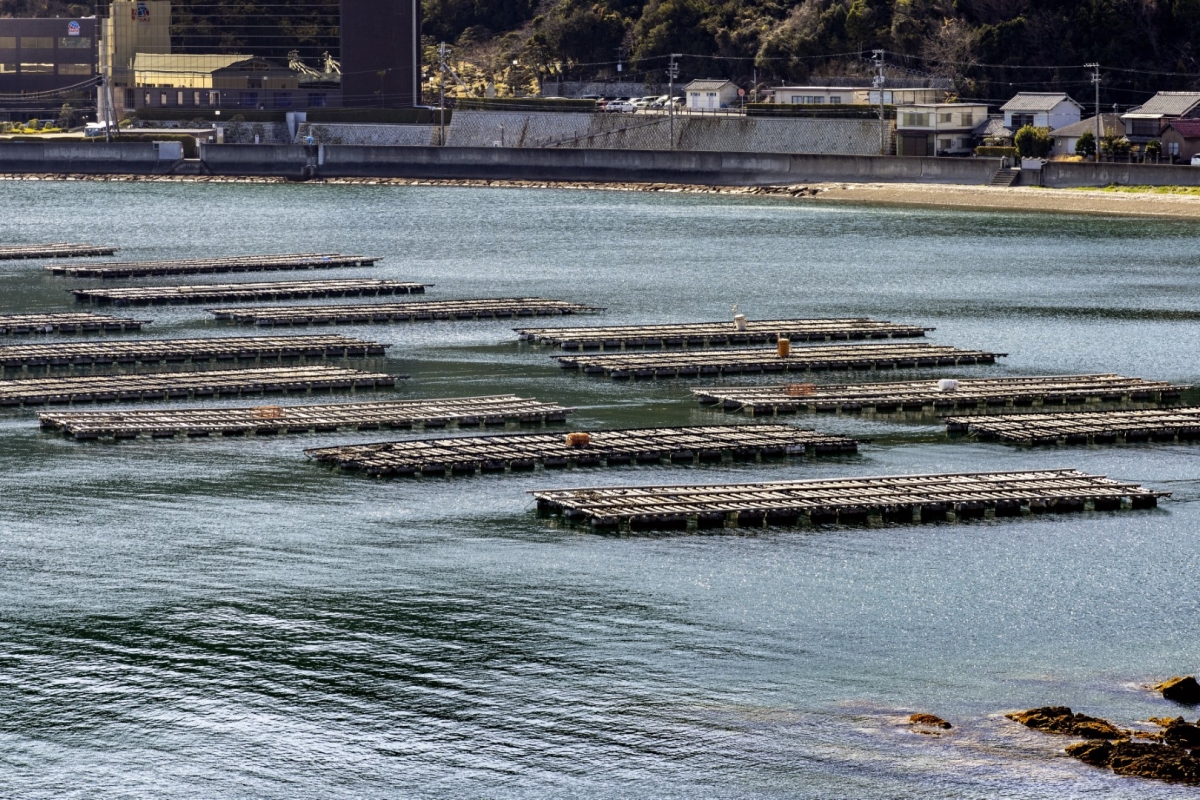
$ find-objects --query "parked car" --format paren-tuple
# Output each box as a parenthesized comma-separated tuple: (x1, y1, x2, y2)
(650, 95, 671, 108)
(606, 100, 637, 113)
(631, 98, 654, 110)
(1191, 154, 1200, 166)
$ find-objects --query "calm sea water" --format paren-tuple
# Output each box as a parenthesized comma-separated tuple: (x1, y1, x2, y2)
(0, 181, 1198, 798)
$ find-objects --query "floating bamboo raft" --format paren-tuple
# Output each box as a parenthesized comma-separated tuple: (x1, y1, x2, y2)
(39, 395, 573, 440)
(209, 298, 605, 326)
(0, 334, 388, 369)
(516, 318, 932, 350)
(946, 407, 1200, 445)
(0, 243, 115, 260)
(694, 375, 1188, 416)
(0, 312, 149, 335)
(560, 343, 1002, 379)
(72, 279, 429, 306)
(46, 253, 378, 278)
(0, 366, 397, 406)
(305, 424, 858, 477)
(532, 469, 1168, 532)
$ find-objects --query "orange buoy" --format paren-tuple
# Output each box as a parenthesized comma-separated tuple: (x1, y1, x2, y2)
(565, 432, 591, 447)
(777, 337, 791, 358)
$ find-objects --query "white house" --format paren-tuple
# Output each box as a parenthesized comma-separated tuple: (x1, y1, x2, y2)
(895, 103, 988, 156)
(684, 79, 739, 111)
(1000, 93, 1082, 131)
(1049, 114, 1125, 156)
(770, 86, 859, 105)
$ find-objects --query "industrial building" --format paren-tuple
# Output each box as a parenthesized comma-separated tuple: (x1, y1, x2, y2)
(0, 17, 98, 120)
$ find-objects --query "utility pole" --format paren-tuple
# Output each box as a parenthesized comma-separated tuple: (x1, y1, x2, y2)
(438, 42, 448, 146)
(668, 53, 680, 150)
(1086, 63, 1101, 162)
(872, 50, 886, 155)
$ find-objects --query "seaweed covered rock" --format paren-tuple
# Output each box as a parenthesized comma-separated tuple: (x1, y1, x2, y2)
(1006, 706, 1125, 739)
(909, 713, 952, 730)
(1077, 740, 1200, 784)
(1155, 676, 1200, 705)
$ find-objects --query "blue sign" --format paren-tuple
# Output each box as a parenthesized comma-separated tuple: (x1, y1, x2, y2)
(67, 20, 81, 35)
(135, 3, 150, 22)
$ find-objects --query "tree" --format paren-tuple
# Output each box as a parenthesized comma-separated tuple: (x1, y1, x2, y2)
(1075, 130, 1096, 157)
(1013, 124, 1052, 158)
(56, 103, 75, 130)
(1145, 139, 1162, 160)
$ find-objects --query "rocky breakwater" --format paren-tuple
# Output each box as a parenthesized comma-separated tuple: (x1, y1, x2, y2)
(1008, 703, 1200, 785)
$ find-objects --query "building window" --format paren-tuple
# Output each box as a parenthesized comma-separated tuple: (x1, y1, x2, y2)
(1011, 113, 1035, 128)
(939, 112, 953, 124)
(160, 90, 168, 105)
(960, 113, 973, 126)
(238, 91, 258, 107)
(0, 63, 15, 73)
(19, 37, 54, 49)
(939, 138, 952, 150)
(901, 112, 931, 127)
(176, 90, 184, 105)
(307, 92, 326, 107)
(125, 88, 135, 107)
(57, 64, 91, 75)
(273, 91, 292, 108)
(20, 63, 54, 73)
(194, 91, 202, 106)
(960, 137, 973, 149)
(209, 91, 220, 106)
(1169, 141, 1180, 156)
(143, 90, 151, 106)
(829, 95, 841, 104)
(0, 37, 15, 49)
(59, 37, 91, 48)
(1130, 119, 1160, 137)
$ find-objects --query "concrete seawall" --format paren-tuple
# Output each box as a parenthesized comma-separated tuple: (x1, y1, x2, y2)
(203, 144, 1002, 186)
(6, 140, 1200, 189)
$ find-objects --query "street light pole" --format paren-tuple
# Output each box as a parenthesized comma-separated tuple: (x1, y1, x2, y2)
(668, 53, 680, 150)
(872, 50, 886, 155)
(438, 42, 447, 146)
(1086, 63, 1101, 162)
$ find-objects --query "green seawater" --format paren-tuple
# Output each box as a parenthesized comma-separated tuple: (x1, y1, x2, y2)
(0, 181, 1197, 798)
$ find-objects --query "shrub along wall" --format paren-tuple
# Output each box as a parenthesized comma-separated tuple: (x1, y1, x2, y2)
(454, 97, 596, 113)
(305, 108, 450, 124)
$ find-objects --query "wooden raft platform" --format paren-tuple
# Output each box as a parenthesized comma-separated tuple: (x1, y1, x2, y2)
(0, 243, 115, 260)
(532, 469, 1168, 532)
(0, 334, 388, 369)
(0, 312, 149, 335)
(694, 375, 1188, 416)
(72, 279, 429, 306)
(516, 317, 932, 350)
(559, 343, 1002, 379)
(305, 424, 858, 477)
(946, 407, 1200, 445)
(209, 298, 605, 326)
(46, 253, 378, 278)
(0, 366, 398, 406)
(39, 395, 573, 440)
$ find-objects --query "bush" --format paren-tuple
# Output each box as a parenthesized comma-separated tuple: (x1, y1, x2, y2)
(454, 97, 595, 113)
(1014, 125, 1052, 158)
(306, 107, 451, 124)
(1075, 131, 1096, 157)
(1146, 139, 1162, 158)
(975, 145, 1019, 158)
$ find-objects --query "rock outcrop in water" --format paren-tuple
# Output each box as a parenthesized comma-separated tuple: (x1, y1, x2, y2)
(1009, 706, 1200, 785)
(909, 713, 952, 730)
(1006, 706, 1124, 739)
(1155, 676, 1200, 705)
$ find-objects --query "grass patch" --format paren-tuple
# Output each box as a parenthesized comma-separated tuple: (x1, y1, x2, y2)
(1071, 184, 1200, 195)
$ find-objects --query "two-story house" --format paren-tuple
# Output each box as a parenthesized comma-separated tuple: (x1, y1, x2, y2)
(895, 103, 988, 156)
(1000, 93, 1082, 131)
(1121, 92, 1200, 144)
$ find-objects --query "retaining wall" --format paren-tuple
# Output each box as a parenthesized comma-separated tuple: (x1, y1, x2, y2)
(1043, 161, 1200, 187)
(0, 141, 170, 174)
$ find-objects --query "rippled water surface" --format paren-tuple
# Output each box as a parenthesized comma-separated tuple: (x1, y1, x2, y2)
(1, 182, 1198, 798)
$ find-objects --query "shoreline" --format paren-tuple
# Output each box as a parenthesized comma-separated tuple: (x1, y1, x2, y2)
(5, 172, 1200, 218)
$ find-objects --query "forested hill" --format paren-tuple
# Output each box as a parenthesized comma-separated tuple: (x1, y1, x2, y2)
(2, 0, 1194, 107)
(423, 0, 1200, 107)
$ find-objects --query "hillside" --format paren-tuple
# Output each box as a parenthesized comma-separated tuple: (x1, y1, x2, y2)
(423, 0, 1200, 107)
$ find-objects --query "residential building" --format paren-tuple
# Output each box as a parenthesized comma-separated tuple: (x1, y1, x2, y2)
(0, 17, 98, 94)
(1000, 93, 1082, 131)
(864, 87, 947, 105)
(1049, 114, 1125, 157)
(124, 55, 339, 111)
(770, 86, 858, 105)
(895, 103, 988, 156)
(1160, 119, 1200, 161)
(684, 79, 739, 110)
(973, 115, 1013, 144)
(1121, 92, 1200, 143)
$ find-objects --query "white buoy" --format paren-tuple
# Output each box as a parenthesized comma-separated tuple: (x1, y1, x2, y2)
(937, 379, 959, 392)
(733, 314, 747, 331)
